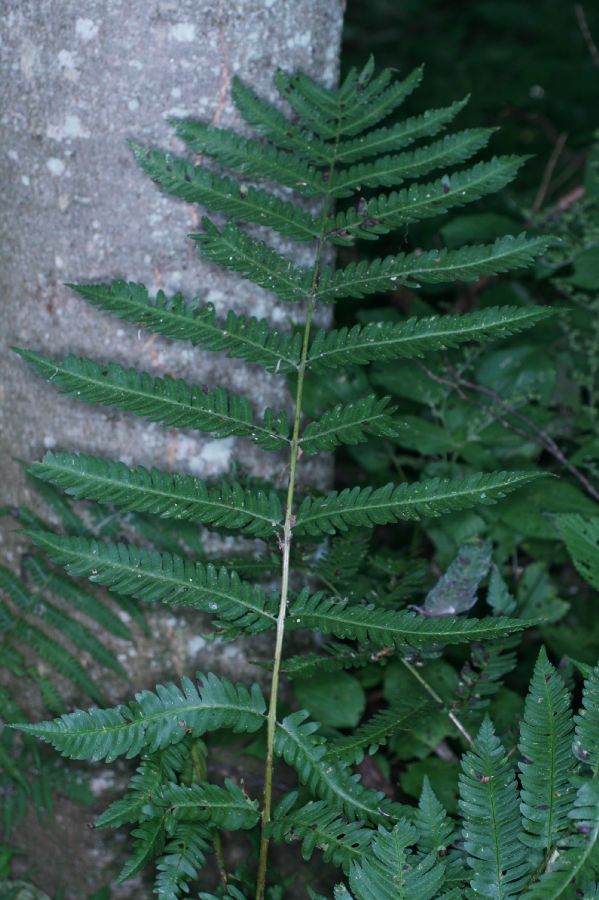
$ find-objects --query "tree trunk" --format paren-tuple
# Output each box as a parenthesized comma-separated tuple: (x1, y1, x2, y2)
(0, 1, 344, 894)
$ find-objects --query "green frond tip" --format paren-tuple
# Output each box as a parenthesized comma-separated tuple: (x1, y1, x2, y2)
(160, 779, 259, 830)
(315, 234, 553, 302)
(13, 348, 289, 449)
(153, 823, 210, 897)
(416, 777, 455, 855)
(574, 660, 599, 773)
(68, 280, 301, 374)
(459, 717, 531, 898)
(326, 700, 429, 765)
(12, 672, 266, 761)
(193, 218, 311, 303)
(24, 530, 278, 636)
(518, 646, 575, 849)
(130, 141, 322, 242)
(270, 797, 374, 874)
(343, 820, 446, 900)
(294, 470, 544, 536)
(300, 395, 401, 454)
(287, 591, 535, 648)
(306, 306, 556, 371)
(30, 451, 283, 538)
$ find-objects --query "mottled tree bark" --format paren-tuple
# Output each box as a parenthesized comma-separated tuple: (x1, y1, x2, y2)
(0, 1, 343, 894)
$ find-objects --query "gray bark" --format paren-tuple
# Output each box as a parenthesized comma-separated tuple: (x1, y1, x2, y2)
(0, 1, 343, 894)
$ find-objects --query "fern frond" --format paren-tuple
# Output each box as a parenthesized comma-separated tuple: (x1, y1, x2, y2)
(300, 395, 401, 454)
(274, 711, 405, 825)
(160, 779, 259, 830)
(416, 777, 456, 855)
(14, 349, 288, 450)
(282, 644, 381, 680)
(24, 556, 132, 641)
(95, 757, 165, 828)
(325, 700, 429, 765)
(518, 647, 575, 849)
(278, 65, 423, 139)
(556, 514, 599, 591)
(30, 452, 283, 538)
(335, 97, 469, 164)
(154, 822, 210, 900)
(154, 822, 211, 900)
(13, 673, 266, 761)
(193, 219, 311, 302)
(69, 280, 302, 374)
(24, 531, 278, 636)
(287, 591, 532, 648)
(329, 128, 495, 198)
(130, 143, 321, 242)
(459, 717, 530, 898)
(344, 820, 446, 900)
(171, 118, 324, 195)
(117, 815, 167, 883)
(328, 157, 527, 240)
(308, 306, 553, 372)
(231, 76, 331, 163)
(0, 574, 103, 704)
(314, 234, 552, 301)
(270, 798, 373, 873)
(574, 662, 599, 773)
(522, 778, 599, 899)
(294, 471, 543, 536)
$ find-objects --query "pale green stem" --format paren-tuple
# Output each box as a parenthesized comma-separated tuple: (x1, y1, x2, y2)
(401, 658, 473, 745)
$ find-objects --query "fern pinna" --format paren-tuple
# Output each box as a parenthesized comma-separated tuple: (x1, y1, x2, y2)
(12, 58, 590, 897)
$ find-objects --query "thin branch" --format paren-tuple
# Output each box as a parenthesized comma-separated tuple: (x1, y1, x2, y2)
(531, 132, 568, 215)
(576, 3, 599, 69)
(401, 658, 473, 745)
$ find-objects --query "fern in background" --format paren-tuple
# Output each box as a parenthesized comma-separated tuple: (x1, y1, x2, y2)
(9, 57, 597, 897)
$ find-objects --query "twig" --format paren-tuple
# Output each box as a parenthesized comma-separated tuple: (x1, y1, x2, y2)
(401, 658, 473, 745)
(576, 3, 599, 69)
(532, 132, 568, 215)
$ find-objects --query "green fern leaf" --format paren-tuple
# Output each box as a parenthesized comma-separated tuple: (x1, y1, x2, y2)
(231, 76, 331, 164)
(95, 757, 165, 828)
(459, 717, 530, 898)
(278, 65, 423, 139)
(335, 97, 469, 164)
(193, 219, 311, 302)
(24, 556, 132, 641)
(294, 471, 543, 536)
(300, 395, 401, 454)
(518, 647, 575, 849)
(14, 349, 288, 450)
(171, 117, 324, 195)
(117, 815, 166, 883)
(24, 531, 278, 636)
(274, 711, 406, 825)
(556, 514, 599, 591)
(30, 452, 283, 538)
(305, 305, 555, 371)
(69, 281, 302, 374)
(574, 662, 599, 773)
(415, 777, 456, 855)
(522, 778, 599, 899)
(281, 644, 383, 680)
(130, 142, 321, 242)
(287, 591, 533, 648)
(154, 822, 211, 900)
(325, 700, 430, 765)
(12, 672, 266, 761)
(344, 820, 446, 900)
(329, 128, 495, 197)
(314, 234, 552, 301)
(0, 571, 104, 704)
(269, 797, 374, 873)
(160, 779, 259, 830)
(328, 157, 527, 240)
